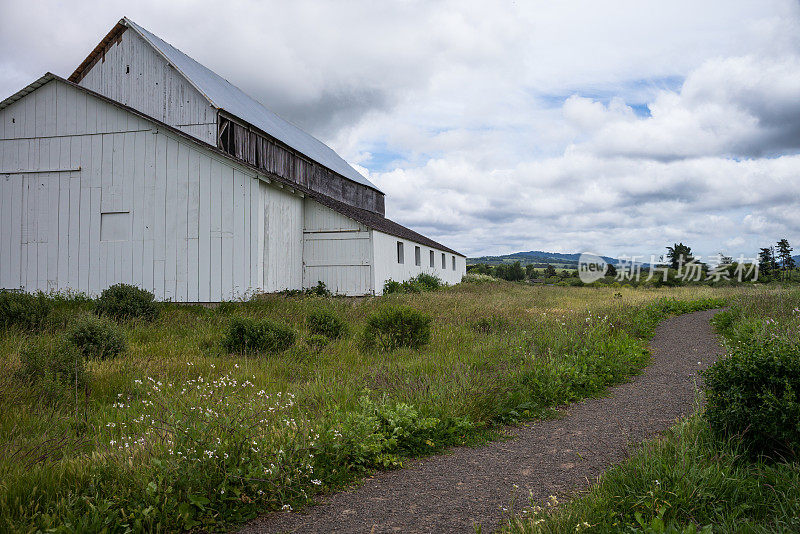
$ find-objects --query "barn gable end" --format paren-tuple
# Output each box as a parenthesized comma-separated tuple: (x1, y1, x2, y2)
(73, 23, 218, 145)
(69, 17, 386, 215)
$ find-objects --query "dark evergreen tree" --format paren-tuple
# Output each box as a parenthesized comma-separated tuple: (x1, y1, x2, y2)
(759, 247, 777, 276)
(666, 243, 694, 270)
(777, 239, 795, 279)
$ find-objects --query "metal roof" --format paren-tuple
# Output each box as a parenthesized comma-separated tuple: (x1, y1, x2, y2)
(112, 17, 380, 192)
(0, 74, 52, 111)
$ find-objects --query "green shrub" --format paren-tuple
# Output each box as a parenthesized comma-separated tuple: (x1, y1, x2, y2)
(383, 280, 402, 294)
(306, 281, 332, 297)
(17, 337, 86, 389)
(703, 337, 800, 459)
(307, 310, 348, 340)
(410, 273, 442, 291)
(383, 274, 443, 295)
(95, 284, 158, 322)
(223, 317, 296, 354)
(0, 290, 51, 331)
(66, 314, 127, 360)
(363, 306, 432, 351)
(320, 395, 473, 471)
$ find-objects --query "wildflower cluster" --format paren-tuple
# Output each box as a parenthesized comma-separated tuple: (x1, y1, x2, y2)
(104, 367, 319, 528)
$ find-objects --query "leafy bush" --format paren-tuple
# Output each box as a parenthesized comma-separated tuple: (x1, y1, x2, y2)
(306, 281, 332, 297)
(223, 317, 296, 354)
(0, 290, 51, 331)
(383, 274, 443, 295)
(307, 310, 348, 340)
(278, 281, 332, 298)
(17, 337, 86, 390)
(703, 336, 800, 459)
(412, 273, 442, 291)
(461, 273, 496, 284)
(319, 395, 473, 472)
(66, 314, 127, 360)
(363, 306, 432, 351)
(95, 284, 158, 322)
(383, 280, 403, 294)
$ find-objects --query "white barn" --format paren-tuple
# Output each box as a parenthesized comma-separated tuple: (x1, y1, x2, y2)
(0, 17, 465, 300)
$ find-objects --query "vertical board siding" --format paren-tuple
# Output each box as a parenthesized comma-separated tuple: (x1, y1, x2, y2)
(302, 200, 372, 295)
(262, 186, 303, 292)
(78, 28, 217, 145)
(0, 78, 309, 300)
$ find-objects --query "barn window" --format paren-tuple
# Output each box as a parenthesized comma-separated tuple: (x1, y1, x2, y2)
(452, 255, 456, 270)
(397, 241, 404, 264)
(429, 250, 435, 268)
(218, 117, 234, 154)
(415, 246, 421, 266)
(441, 253, 446, 269)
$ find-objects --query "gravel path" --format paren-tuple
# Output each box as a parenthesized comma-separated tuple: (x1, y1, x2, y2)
(241, 309, 724, 534)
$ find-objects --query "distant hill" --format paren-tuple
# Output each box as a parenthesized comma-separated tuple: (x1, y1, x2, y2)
(468, 250, 623, 267)
(470, 251, 800, 269)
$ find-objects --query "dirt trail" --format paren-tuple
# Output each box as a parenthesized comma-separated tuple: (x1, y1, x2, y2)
(241, 309, 724, 534)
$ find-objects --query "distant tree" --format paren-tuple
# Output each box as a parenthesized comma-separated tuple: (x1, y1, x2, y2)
(525, 264, 537, 279)
(544, 264, 557, 278)
(606, 263, 617, 278)
(666, 243, 694, 270)
(560, 270, 570, 279)
(467, 263, 493, 275)
(777, 239, 795, 279)
(759, 247, 778, 277)
(507, 261, 526, 282)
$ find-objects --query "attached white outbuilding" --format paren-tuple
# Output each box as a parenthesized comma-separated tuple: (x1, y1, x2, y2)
(0, 18, 465, 300)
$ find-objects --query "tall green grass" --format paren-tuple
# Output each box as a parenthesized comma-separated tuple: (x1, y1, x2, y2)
(0, 284, 733, 532)
(501, 286, 800, 533)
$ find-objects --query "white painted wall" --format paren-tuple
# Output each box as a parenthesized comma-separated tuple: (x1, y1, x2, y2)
(0, 78, 304, 300)
(302, 200, 372, 295)
(78, 28, 218, 145)
(1, 77, 465, 301)
(262, 182, 303, 292)
(371, 230, 465, 295)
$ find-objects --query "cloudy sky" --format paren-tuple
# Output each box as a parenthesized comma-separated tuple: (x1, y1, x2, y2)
(2, 0, 799, 260)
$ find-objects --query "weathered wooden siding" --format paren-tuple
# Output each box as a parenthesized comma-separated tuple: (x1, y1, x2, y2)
(0, 79, 304, 300)
(220, 117, 385, 215)
(371, 230, 465, 295)
(78, 28, 218, 145)
(302, 200, 372, 295)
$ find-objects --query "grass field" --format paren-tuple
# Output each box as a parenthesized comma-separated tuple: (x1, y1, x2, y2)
(502, 286, 800, 533)
(0, 282, 742, 532)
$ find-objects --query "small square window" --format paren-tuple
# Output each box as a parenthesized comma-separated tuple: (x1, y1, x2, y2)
(441, 253, 446, 269)
(397, 241, 404, 264)
(429, 250, 435, 268)
(415, 246, 421, 266)
(452, 255, 456, 270)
